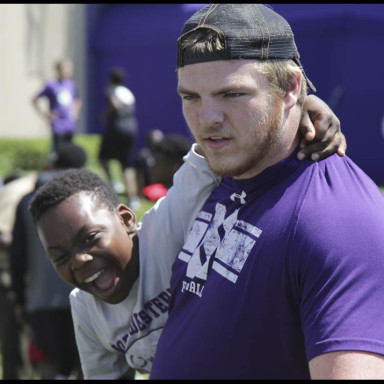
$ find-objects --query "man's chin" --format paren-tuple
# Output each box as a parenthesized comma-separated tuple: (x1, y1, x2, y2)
(206, 159, 246, 178)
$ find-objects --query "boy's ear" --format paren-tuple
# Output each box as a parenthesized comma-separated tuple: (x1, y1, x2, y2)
(117, 204, 137, 235)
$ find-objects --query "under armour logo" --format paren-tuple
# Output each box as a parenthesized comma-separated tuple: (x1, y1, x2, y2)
(230, 191, 247, 204)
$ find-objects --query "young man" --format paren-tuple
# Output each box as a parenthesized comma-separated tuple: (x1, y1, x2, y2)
(149, 4, 384, 380)
(30, 102, 345, 379)
(98, 67, 140, 210)
(32, 59, 82, 155)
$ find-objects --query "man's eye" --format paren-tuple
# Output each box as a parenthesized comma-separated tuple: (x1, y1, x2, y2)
(225, 92, 244, 98)
(182, 94, 197, 101)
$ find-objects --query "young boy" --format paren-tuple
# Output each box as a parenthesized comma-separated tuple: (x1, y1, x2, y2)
(29, 98, 346, 379)
(29, 144, 220, 379)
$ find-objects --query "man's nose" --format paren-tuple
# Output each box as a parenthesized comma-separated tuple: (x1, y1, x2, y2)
(71, 251, 93, 271)
(199, 99, 224, 128)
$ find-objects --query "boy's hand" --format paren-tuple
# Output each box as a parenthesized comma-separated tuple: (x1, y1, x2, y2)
(297, 94, 347, 161)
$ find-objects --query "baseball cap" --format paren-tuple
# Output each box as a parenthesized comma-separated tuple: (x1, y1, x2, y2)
(177, 3, 316, 92)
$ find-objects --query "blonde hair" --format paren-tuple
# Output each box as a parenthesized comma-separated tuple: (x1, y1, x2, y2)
(254, 60, 307, 108)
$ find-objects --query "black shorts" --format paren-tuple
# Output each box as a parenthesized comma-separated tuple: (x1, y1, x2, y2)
(99, 127, 136, 167)
(52, 133, 73, 152)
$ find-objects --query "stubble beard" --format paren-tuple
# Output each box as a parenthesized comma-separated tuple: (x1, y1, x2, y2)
(203, 95, 284, 179)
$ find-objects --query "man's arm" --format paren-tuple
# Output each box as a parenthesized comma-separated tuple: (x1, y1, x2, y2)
(309, 350, 384, 379)
(297, 94, 347, 161)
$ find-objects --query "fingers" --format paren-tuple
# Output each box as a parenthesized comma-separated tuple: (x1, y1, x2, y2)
(310, 112, 338, 142)
(297, 129, 346, 161)
(298, 94, 345, 162)
(337, 133, 347, 157)
(297, 112, 336, 160)
(298, 112, 316, 142)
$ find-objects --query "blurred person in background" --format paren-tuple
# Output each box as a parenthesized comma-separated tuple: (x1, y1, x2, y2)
(0, 172, 38, 379)
(32, 59, 82, 156)
(98, 67, 140, 210)
(135, 129, 164, 198)
(9, 142, 86, 379)
(142, 133, 191, 202)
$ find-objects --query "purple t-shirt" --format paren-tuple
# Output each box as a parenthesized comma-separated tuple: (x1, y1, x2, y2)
(150, 150, 384, 379)
(37, 79, 79, 134)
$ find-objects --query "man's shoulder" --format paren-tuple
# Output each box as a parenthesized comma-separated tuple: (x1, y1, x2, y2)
(312, 154, 381, 198)
(298, 154, 384, 228)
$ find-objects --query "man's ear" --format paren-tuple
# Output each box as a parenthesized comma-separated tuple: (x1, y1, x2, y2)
(284, 71, 302, 111)
(117, 204, 137, 235)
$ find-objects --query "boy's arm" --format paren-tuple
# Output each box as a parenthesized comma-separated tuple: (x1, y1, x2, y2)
(139, 143, 220, 265)
(297, 94, 347, 161)
(142, 143, 220, 241)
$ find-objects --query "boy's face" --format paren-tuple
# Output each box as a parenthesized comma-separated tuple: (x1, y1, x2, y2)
(37, 191, 138, 304)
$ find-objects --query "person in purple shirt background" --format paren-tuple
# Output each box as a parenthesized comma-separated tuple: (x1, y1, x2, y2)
(32, 59, 82, 155)
(150, 3, 384, 380)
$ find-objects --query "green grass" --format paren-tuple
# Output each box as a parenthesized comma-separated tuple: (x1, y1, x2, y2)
(0, 134, 156, 217)
(135, 199, 156, 220)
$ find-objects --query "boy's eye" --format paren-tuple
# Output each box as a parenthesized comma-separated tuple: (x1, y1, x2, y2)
(52, 253, 69, 264)
(84, 233, 97, 245)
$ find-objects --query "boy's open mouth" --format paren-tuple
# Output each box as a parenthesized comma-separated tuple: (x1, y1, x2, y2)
(84, 268, 118, 296)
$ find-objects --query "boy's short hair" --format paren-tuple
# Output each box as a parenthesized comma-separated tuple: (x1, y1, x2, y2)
(29, 168, 121, 222)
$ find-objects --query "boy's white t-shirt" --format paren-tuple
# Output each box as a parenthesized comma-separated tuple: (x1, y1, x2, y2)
(69, 144, 220, 379)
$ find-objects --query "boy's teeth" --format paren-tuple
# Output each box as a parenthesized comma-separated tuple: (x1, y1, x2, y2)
(84, 270, 104, 284)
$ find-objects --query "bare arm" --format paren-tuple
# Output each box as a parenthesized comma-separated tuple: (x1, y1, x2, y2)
(73, 98, 82, 120)
(309, 351, 384, 379)
(31, 96, 54, 122)
(297, 94, 347, 161)
(0, 232, 12, 250)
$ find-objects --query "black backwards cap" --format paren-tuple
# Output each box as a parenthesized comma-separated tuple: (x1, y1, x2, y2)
(177, 3, 316, 92)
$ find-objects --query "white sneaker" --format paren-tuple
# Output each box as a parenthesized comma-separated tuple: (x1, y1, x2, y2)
(130, 197, 141, 211)
(112, 180, 125, 194)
